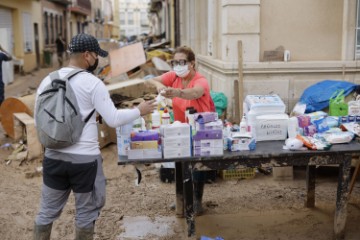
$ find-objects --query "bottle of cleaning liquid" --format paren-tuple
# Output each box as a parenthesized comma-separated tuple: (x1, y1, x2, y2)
(151, 110, 161, 130)
(161, 108, 170, 125)
(239, 114, 248, 134)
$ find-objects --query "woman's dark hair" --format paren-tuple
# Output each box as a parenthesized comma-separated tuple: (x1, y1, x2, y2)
(174, 46, 195, 62)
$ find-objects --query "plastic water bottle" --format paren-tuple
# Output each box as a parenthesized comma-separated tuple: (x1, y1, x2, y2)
(117, 121, 133, 161)
(151, 110, 161, 130)
(288, 116, 299, 138)
(239, 114, 248, 134)
(161, 108, 170, 125)
(188, 108, 197, 135)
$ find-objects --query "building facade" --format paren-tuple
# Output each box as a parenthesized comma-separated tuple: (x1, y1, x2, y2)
(0, 0, 41, 79)
(119, 0, 150, 39)
(177, 0, 360, 122)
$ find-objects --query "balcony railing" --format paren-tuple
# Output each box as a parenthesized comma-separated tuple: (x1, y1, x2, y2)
(68, 0, 91, 16)
(47, 0, 72, 6)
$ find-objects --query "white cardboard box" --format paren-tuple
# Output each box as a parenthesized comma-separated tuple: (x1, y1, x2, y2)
(163, 147, 191, 159)
(160, 123, 191, 137)
(161, 136, 191, 148)
(245, 94, 286, 114)
(193, 139, 223, 148)
(128, 149, 162, 159)
(255, 114, 289, 141)
(193, 147, 223, 156)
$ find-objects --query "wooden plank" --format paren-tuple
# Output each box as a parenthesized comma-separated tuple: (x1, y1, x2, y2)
(109, 42, 146, 77)
(236, 40, 244, 123)
(13, 113, 43, 160)
(0, 95, 35, 138)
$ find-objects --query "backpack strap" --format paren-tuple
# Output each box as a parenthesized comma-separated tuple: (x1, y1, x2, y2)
(64, 69, 85, 81)
(49, 71, 61, 81)
(49, 69, 95, 123)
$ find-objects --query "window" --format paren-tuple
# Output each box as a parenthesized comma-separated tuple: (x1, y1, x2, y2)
(55, 15, 58, 36)
(128, 12, 134, 25)
(44, 12, 49, 45)
(120, 12, 125, 25)
(22, 12, 33, 52)
(50, 14, 54, 44)
(59, 15, 63, 36)
(140, 11, 148, 26)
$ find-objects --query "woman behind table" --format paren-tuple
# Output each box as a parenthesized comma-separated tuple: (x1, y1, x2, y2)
(150, 46, 215, 214)
(150, 46, 215, 121)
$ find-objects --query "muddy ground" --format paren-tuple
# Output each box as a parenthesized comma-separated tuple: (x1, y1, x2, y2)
(1, 67, 360, 240)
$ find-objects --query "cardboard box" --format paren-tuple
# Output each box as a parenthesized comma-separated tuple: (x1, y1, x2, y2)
(193, 129, 223, 140)
(227, 136, 256, 151)
(255, 114, 289, 141)
(196, 119, 223, 131)
(161, 136, 191, 148)
(193, 139, 223, 148)
(160, 123, 191, 137)
(163, 147, 191, 159)
(193, 147, 223, 156)
(127, 149, 162, 160)
(245, 94, 286, 114)
(130, 141, 158, 149)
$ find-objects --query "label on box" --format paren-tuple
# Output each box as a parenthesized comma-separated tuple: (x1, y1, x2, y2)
(130, 141, 158, 149)
(255, 114, 289, 141)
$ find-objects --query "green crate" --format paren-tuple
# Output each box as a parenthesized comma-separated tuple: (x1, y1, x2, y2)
(220, 168, 256, 180)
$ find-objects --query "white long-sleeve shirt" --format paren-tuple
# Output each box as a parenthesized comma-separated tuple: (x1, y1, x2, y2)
(36, 67, 140, 155)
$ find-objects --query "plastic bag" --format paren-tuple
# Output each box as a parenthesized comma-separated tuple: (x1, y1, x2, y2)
(329, 90, 348, 116)
(210, 91, 228, 116)
(299, 80, 356, 113)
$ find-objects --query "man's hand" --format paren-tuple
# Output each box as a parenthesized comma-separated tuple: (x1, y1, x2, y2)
(137, 100, 157, 116)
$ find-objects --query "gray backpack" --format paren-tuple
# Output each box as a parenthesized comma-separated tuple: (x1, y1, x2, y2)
(35, 69, 95, 149)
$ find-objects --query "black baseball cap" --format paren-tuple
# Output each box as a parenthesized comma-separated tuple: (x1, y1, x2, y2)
(68, 33, 108, 57)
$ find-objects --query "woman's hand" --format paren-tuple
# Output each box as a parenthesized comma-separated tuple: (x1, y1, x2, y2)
(157, 86, 167, 94)
(162, 88, 182, 99)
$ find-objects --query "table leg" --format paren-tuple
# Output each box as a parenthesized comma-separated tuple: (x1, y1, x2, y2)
(175, 162, 184, 217)
(334, 155, 351, 240)
(305, 165, 316, 208)
(182, 162, 195, 237)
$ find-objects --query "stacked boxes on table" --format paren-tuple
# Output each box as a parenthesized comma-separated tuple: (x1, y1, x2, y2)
(127, 130, 162, 159)
(160, 123, 192, 159)
(245, 94, 289, 141)
(193, 112, 223, 156)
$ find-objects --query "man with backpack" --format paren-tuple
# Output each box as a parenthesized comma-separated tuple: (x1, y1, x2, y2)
(33, 33, 157, 240)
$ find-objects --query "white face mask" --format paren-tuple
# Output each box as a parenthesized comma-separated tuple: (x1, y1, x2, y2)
(173, 65, 190, 78)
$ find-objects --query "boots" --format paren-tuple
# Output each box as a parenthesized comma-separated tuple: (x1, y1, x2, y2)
(33, 222, 52, 240)
(193, 181, 205, 215)
(75, 226, 94, 240)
